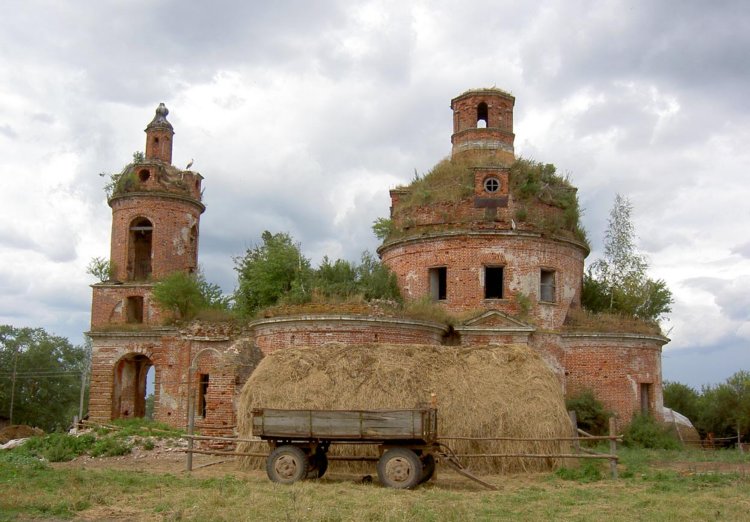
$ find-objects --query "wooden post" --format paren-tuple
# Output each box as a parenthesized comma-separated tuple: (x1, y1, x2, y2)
(609, 417, 618, 479)
(186, 387, 196, 472)
(738, 423, 744, 454)
(430, 392, 438, 481)
(568, 410, 580, 453)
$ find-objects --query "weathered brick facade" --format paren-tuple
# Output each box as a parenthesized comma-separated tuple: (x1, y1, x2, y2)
(88, 91, 668, 436)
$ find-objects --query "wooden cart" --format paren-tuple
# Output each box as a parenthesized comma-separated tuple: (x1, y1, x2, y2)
(251, 407, 439, 489)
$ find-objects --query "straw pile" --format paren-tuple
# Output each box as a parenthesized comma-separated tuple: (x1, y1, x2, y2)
(237, 343, 572, 474)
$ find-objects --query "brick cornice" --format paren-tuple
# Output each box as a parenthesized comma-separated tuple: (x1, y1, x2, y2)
(247, 314, 450, 334)
(561, 331, 670, 345)
(86, 327, 177, 340)
(378, 229, 589, 256)
(108, 191, 205, 212)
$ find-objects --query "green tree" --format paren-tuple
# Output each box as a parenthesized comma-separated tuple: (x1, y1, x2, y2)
(152, 270, 229, 321)
(663, 381, 701, 425)
(0, 325, 89, 431)
(85, 256, 114, 283)
(234, 231, 312, 315)
(583, 194, 673, 322)
(372, 217, 394, 241)
(724, 371, 750, 440)
(356, 251, 401, 301)
(315, 257, 359, 298)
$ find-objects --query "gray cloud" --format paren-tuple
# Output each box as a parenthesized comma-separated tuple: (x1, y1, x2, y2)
(683, 276, 750, 322)
(1, 0, 750, 387)
(732, 241, 750, 259)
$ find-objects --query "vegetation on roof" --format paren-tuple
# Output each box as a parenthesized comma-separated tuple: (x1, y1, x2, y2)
(233, 231, 402, 318)
(375, 157, 588, 245)
(102, 151, 197, 200)
(509, 159, 587, 244)
(563, 308, 663, 336)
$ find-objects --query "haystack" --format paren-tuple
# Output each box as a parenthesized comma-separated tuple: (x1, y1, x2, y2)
(237, 343, 572, 474)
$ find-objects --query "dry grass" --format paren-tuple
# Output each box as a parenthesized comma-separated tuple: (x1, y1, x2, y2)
(564, 308, 663, 336)
(236, 343, 572, 474)
(254, 294, 463, 327)
(397, 158, 475, 208)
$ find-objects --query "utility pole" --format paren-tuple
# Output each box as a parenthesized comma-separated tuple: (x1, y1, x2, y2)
(9, 346, 18, 424)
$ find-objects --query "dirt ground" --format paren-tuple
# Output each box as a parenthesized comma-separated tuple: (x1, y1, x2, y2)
(48, 437, 750, 485)
(48, 438, 519, 490)
(52, 440, 247, 478)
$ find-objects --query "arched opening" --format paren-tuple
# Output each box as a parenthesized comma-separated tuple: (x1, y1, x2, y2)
(128, 217, 153, 281)
(138, 168, 150, 182)
(112, 353, 153, 419)
(477, 102, 488, 128)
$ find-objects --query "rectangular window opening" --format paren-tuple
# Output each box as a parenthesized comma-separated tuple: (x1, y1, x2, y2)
(126, 296, 144, 323)
(198, 373, 209, 418)
(429, 267, 447, 301)
(484, 266, 504, 299)
(540, 269, 556, 303)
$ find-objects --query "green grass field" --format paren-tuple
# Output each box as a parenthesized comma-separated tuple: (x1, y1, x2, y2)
(1, 448, 749, 521)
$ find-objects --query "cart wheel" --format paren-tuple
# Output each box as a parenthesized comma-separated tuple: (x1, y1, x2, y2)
(306, 451, 328, 479)
(377, 448, 423, 489)
(419, 454, 435, 484)
(267, 445, 309, 484)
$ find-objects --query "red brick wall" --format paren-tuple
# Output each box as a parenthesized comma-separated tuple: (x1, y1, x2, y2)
(450, 90, 515, 164)
(380, 233, 586, 329)
(90, 284, 167, 328)
(108, 194, 203, 282)
(88, 331, 247, 434)
(249, 315, 448, 354)
(559, 332, 666, 428)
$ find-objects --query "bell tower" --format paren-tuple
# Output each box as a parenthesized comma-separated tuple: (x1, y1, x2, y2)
(90, 104, 205, 328)
(450, 88, 515, 165)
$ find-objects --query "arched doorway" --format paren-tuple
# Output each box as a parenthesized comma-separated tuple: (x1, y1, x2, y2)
(112, 353, 153, 419)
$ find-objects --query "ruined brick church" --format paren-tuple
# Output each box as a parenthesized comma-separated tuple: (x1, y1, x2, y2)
(88, 89, 668, 435)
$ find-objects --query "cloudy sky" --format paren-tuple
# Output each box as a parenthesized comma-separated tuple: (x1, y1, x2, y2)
(1, 0, 748, 388)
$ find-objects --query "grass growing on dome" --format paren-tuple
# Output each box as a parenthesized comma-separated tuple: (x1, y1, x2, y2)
(398, 157, 475, 207)
(380, 157, 589, 246)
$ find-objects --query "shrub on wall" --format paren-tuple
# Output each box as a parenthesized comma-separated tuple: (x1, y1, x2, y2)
(152, 270, 229, 321)
(565, 389, 611, 435)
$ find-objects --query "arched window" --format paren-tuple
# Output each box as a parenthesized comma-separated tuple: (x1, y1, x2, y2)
(128, 217, 153, 281)
(477, 102, 489, 128)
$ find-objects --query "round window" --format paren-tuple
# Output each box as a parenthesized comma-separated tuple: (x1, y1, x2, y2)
(484, 177, 500, 193)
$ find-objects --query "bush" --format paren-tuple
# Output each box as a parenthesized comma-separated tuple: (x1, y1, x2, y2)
(566, 390, 611, 435)
(0, 451, 49, 470)
(20, 433, 96, 462)
(109, 418, 183, 438)
(622, 414, 681, 449)
(152, 270, 229, 321)
(90, 438, 131, 458)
